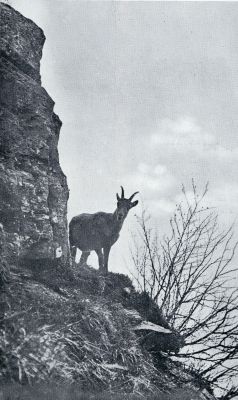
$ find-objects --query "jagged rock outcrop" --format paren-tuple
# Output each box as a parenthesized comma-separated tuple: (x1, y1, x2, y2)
(0, 4, 69, 267)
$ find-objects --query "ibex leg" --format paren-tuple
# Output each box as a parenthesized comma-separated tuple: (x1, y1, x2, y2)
(102, 245, 111, 274)
(95, 248, 104, 271)
(79, 251, 90, 266)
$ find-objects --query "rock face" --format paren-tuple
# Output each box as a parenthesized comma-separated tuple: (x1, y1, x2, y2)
(0, 4, 69, 267)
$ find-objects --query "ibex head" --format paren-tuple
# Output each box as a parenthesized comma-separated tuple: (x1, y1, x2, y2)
(116, 186, 139, 222)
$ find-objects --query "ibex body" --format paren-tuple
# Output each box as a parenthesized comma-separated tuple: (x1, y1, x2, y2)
(69, 187, 139, 274)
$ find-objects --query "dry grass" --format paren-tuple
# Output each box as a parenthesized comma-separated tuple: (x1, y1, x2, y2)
(0, 267, 163, 396)
(0, 265, 211, 399)
(0, 382, 206, 400)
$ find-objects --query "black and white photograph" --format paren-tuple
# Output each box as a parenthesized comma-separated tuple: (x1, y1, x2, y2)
(0, 1, 238, 399)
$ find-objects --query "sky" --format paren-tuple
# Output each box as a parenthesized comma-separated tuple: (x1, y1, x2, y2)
(7, 0, 238, 273)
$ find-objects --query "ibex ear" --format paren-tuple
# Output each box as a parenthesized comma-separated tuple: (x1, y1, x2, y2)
(116, 193, 120, 201)
(130, 200, 139, 208)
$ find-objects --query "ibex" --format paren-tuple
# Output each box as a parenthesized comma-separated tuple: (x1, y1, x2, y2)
(69, 186, 139, 274)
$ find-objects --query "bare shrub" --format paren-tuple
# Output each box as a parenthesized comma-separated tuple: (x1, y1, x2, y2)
(130, 182, 238, 398)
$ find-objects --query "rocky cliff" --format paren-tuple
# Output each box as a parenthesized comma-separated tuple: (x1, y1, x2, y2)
(0, 3, 69, 268)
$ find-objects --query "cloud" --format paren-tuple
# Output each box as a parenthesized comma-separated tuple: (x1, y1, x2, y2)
(125, 162, 175, 194)
(150, 116, 238, 161)
(206, 184, 238, 225)
(123, 162, 177, 217)
(171, 182, 238, 229)
(147, 198, 175, 216)
(125, 117, 238, 224)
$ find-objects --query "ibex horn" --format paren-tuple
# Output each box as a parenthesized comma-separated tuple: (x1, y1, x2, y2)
(120, 186, 125, 199)
(129, 191, 139, 201)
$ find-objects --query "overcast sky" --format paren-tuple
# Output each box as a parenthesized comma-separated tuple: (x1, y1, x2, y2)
(9, 0, 238, 272)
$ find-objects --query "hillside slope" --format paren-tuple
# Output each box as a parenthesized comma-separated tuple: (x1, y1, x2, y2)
(1, 264, 215, 400)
